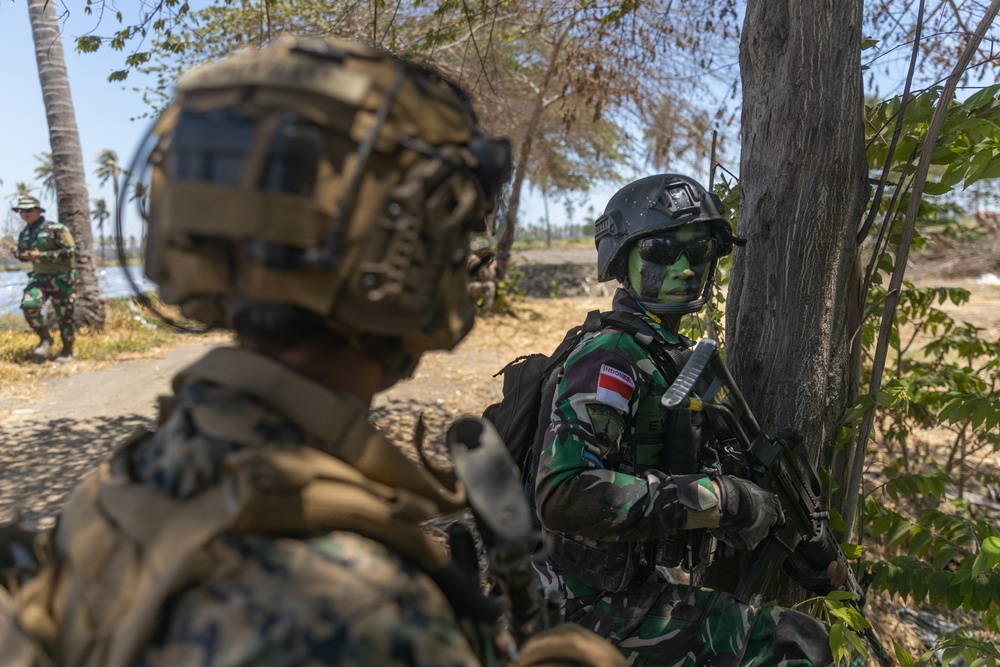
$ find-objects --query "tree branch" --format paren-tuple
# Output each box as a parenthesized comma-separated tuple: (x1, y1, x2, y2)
(851, 0, 1000, 542)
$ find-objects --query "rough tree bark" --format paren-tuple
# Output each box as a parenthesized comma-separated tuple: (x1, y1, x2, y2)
(707, 0, 869, 598)
(28, 0, 105, 329)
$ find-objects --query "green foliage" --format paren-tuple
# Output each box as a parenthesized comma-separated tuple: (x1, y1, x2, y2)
(852, 84, 1000, 664)
(678, 179, 738, 344)
(866, 86, 1000, 238)
(493, 266, 526, 314)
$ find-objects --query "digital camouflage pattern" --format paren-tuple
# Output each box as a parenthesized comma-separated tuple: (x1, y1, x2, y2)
(126, 351, 482, 666)
(16, 217, 75, 344)
(2, 348, 483, 667)
(533, 288, 833, 666)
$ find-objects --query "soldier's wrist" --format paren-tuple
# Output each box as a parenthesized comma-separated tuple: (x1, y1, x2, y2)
(676, 474, 722, 530)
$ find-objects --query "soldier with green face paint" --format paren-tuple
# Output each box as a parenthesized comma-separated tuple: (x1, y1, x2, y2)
(531, 174, 835, 666)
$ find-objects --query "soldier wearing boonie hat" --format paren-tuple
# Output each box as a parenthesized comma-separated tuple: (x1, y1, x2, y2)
(8, 194, 76, 360)
(0, 37, 626, 667)
(11, 195, 45, 213)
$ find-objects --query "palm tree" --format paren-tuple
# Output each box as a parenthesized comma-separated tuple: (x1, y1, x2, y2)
(95, 149, 124, 215)
(129, 181, 149, 219)
(95, 150, 125, 265)
(91, 197, 109, 264)
(27, 0, 105, 328)
(33, 152, 54, 200)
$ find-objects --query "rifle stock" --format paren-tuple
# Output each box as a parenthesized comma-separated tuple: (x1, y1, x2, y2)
(662, 339, 893, 667)
(447, 416, 560, 645)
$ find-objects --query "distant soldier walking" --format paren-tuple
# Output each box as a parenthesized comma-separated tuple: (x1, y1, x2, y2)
(9, 195, 76, 360)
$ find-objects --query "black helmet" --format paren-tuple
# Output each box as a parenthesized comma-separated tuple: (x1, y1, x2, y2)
(594, 173, 744, 315)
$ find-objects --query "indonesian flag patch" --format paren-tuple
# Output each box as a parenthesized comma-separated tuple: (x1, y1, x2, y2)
(596, 364, 635, 413)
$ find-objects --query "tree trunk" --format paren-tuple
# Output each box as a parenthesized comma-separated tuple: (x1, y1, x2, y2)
(706, 0, 868, 600)
(496, 31, 566, 279)
(28, 0, 105, 329)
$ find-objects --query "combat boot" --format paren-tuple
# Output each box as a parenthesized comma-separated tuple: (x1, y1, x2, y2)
(32, 333, 53, 357)
(56, 340, 74, 362)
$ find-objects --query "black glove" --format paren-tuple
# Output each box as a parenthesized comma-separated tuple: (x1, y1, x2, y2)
(715, 475, 783, 551)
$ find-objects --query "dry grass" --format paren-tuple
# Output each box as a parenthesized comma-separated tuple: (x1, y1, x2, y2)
(0, 298, 190, 389)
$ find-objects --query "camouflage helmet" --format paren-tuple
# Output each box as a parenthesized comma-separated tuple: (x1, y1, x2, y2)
(142, 37, 511, 371)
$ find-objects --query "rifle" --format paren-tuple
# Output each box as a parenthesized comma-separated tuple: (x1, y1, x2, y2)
(446, 417, 560, 649)
(661, 339, 893, 667)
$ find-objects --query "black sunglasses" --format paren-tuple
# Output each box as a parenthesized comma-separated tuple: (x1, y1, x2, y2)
(635, 236, 717, 266)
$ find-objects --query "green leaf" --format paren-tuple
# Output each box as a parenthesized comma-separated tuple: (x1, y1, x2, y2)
(841, 542, 865, 559)
(941, 646, 964, 666)
(960, 83, 1000, 111)
(826, 589, 859, 602)
(966, 154, 1000, 188)
(983, 536, 1000, 558)
(76, 35, 102, 53)
(964, 149, 999, 188)
(895, 642, 916, 667)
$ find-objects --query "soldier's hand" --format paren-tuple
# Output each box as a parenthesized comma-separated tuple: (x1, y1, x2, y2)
(716, 475, 784, 551)
(8, 246, 16, 258)
(515, 623, 626, 667)
(22, 250, 40, 261)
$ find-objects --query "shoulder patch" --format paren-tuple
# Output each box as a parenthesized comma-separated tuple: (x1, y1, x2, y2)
(586, 404, 625, 457)
(596, 364, 635, 412)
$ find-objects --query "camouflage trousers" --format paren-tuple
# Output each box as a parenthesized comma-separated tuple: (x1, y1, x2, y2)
(535, 562, 833, 666)
(21, 271, 75, 344)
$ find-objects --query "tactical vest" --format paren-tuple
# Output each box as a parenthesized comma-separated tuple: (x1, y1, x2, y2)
(6, 428, 499, 667)
(19, 218, 73, 275)
(541, 325, 717, 593)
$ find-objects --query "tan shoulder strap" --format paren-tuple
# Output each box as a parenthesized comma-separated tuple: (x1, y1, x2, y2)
(17, 429, 239, 667)
(14, 428, 451, 667)
(0, 584, 51, 667)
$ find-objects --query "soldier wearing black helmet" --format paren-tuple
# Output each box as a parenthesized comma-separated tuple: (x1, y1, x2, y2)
(0, 37, 625, 667)
(531, 174, 835, 665)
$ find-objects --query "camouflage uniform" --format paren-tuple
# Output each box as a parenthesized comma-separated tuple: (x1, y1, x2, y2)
(129, 348, 482, 666)
(16, 216, 76, 346)
(533, 289, 833, 666)
(467, 248, 497, 313)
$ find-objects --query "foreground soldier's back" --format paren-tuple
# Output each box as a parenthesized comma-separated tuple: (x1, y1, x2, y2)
(0, 37, 624, 667)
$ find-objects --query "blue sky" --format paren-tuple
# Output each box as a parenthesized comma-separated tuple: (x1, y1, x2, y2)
(0, 3, 159, 238)
(5, 4, 963, 242)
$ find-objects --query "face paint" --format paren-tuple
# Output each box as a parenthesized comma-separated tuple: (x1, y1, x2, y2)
(626, 223, 715, 305)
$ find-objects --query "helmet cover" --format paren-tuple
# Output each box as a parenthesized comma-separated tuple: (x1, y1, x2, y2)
(142, 36, 511, 367)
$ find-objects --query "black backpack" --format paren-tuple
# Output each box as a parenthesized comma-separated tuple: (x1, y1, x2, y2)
(482, 309, 682, 485)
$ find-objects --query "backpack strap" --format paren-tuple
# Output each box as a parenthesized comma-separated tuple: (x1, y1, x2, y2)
(598, 310, 690, 381)
(13, 429, 474, 667)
